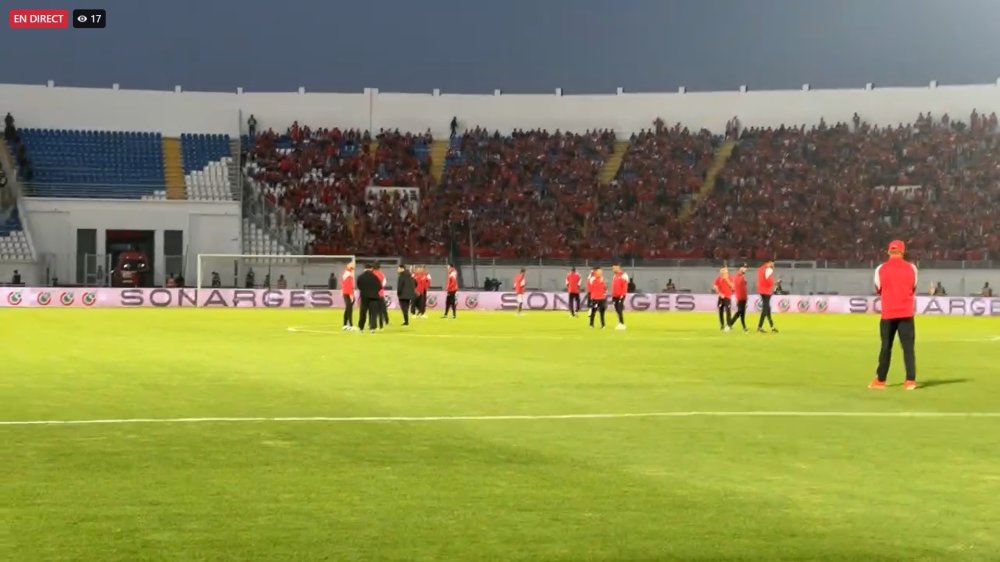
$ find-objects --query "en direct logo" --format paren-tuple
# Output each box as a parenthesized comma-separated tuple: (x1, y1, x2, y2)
(37, 291, 52, 306)
(426, 295, 439, 308)
(816, 299, 829, 312)
(465, 295, 479, 309)
(9, 9, 70, 29)
(6, 291, 22, 306)
(778, 298, 790, 312)
(797, 299, 810, 312)
(82, 292, 97, 306)
(60, 292, 75, 306)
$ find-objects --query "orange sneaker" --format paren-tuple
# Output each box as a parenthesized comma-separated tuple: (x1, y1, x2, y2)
(903, 380, 917, 391)
(868, 379, 886, 389)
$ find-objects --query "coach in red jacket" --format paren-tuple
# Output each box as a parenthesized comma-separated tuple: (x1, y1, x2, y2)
(869, 240, 918, 390)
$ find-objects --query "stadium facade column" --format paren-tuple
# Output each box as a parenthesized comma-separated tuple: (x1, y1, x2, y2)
(154, 229, 165, 287)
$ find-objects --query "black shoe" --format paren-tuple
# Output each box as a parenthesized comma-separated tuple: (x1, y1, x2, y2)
(402, 322, 409, 326)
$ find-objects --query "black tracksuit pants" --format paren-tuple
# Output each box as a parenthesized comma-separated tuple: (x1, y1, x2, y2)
(876, 317, 916, 382)
(358, 298, 380, 331)
(343, 295, 354, 327)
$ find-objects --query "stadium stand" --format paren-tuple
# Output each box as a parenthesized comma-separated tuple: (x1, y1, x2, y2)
(0, 207, 34, 262)
(696, 112, 1000, 261)
(11, 129, 165, 198)
(241, 114, 1000, 262)
(7, 126, 235, 201)
(181, 133, 236, 201)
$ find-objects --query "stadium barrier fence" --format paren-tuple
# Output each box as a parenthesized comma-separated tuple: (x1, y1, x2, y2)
(1, 287, 998, 316)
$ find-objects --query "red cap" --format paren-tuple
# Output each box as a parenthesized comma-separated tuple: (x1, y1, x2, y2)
(888, 240, 905, 253)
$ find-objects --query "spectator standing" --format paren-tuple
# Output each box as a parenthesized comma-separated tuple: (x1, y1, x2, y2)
(247, 115, 257, 137)
(983, 282, 993, 297)
(869, 240, 919, 390)
(11, 269, 21, 285)
(396, 264, 417, 325)
(277, 274, 288, 289)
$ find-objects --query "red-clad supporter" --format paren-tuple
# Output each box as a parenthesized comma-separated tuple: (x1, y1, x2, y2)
(611, 263, 629, 329)
(372, 263, 388, 329)
(341, 261, 356, 330)
(587, 266, 608, 328)
(869, 240, 919, 390)
(513, 268, 527, 315)
(756, 260, 778, 332)
(713, 266, 734, 331)
(565, 267, 582, 317)
(443, 264, 459, 319)
(727, 264, 750, 332)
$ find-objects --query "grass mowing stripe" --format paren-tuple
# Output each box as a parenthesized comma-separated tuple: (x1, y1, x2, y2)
(5, 410, 1000, 426)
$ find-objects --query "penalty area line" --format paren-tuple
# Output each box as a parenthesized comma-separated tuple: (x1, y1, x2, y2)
(4, 411, 1000, 427)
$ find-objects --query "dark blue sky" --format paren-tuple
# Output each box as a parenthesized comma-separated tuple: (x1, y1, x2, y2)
(2, 0, 998, 93)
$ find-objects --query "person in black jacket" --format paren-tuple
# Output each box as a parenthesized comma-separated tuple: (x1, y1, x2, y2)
(356, 263, 382, 332)
(396, 265, 417, 326)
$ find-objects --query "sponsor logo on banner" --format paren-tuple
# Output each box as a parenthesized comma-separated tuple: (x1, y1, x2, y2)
(5, 288, 996, 315)
(753, 297, 762, 312)
(498, 291, 698, 312)
(383, 295, 393, 309)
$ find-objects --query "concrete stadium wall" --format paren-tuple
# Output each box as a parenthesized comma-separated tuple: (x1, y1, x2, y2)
(23, 198, 241, 285)
(3, 81, 1000, 137)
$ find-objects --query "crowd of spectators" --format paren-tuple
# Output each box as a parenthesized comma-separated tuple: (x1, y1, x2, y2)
(430, 127, 615, 258)
(246, 113, 1000, 263)
(244, 124, 439, 257)
(695, 111, 1000, 261)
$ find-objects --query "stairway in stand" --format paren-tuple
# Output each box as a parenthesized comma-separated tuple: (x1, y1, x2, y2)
(228, 138, 242, 200)
(161, 138, 185, 200)
(429, 139, 449, 185)
(680, 139, 736, 221)
(598, 140, 631, 185)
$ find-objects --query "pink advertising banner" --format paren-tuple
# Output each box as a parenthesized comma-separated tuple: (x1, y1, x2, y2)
(1, 288, 999, 316)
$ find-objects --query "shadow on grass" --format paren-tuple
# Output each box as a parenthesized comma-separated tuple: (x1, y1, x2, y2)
(905, 378, 972, 389)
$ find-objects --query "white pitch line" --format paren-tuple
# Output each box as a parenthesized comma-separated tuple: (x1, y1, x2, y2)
(4, 411, 1000, 427)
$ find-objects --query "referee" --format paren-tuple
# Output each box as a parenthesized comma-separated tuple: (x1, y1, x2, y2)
(869, 240, 918, 390)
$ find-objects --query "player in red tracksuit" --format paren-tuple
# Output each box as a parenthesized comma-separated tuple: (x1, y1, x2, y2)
(514, 268, 527, 315)
(869, 240, 919, 390)
(409, 266, 422, 317)
(373, 263, 388, 329)
(588, 266, 607, 328)
(443, 264, 458, 319)
(727, 264, 749, 333)
(566, 267, 582, 317)
(713, 266, 735, 331)
(419, 267, 431, 317)
(611, 263, 629, 330)
(341, 261, 356, 331)
(757, 259, 778, 333)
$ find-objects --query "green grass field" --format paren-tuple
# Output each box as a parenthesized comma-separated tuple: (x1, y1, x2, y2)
(3, 309, 1000, 561)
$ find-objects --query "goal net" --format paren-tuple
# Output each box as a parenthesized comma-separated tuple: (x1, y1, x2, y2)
(195, 255, 405, 290)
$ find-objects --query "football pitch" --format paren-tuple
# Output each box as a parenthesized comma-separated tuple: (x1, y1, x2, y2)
(3, 309, 1000, 562)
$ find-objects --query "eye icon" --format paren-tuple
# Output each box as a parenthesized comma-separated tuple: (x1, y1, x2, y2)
(77, 14, 87, 23)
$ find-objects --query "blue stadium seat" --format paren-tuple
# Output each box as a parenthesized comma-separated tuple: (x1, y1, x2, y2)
(180, 133, 232, 174)
(11, 128, 167, 199)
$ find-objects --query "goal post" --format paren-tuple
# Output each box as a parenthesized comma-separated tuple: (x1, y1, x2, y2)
(195, 254, 404, 290)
